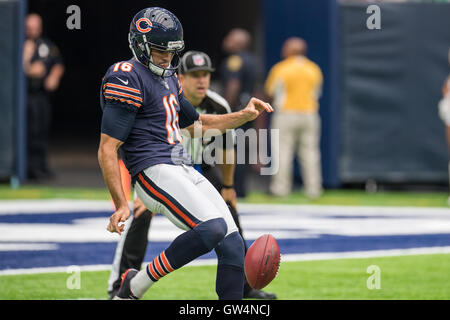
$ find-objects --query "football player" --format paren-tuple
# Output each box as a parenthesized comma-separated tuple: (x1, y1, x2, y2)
(106, 50, 277, 300)
(98, 7, 272, 300)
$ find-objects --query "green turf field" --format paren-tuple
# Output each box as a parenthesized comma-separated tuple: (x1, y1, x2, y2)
(1, 185, 448, 207)
(1, 254, 450, 300)
(1, 186, 449, 300)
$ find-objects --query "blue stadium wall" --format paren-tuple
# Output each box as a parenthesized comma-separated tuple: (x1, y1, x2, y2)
(338, 2, 450, 185)
(0, 0, 26, 184)
(262, 0, 450, 187)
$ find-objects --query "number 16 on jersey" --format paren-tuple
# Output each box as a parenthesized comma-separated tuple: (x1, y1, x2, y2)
(163, 94, 182, 144)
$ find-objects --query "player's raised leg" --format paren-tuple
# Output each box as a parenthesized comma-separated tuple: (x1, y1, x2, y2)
(115, 164, 234, 299)
(188, 166, 246, 299)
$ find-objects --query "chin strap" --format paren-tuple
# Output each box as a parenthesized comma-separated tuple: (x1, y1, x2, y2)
(148, 55, 166, 77)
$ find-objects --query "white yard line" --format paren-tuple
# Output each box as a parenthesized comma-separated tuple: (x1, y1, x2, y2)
(0, 199, 448, 215)
(0, 243, 59, 251)
(0, 199, 117, 214)
(2, 246, 450, 275)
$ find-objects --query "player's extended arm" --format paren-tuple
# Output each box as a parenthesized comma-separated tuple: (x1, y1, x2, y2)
(98, 133, 130, 235)
(199, 97, 273, 133)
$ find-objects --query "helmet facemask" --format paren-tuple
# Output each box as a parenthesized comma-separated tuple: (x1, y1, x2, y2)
(129, 32, 184, 77)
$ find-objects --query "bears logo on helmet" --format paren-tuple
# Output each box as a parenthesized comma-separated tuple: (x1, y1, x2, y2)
(136, 18, 152, 33)
(129, 7, 184, 77)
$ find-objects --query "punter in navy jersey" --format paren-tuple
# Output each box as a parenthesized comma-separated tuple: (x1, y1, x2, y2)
(106, 51, 277, 300)
(98, 7, 272, 300)
(100, 57, 197, 182)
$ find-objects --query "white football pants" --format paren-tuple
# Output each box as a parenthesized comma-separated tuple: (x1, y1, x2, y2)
(134, 163, 238, 235)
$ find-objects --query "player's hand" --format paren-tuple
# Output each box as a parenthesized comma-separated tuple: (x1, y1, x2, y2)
(133, 197, 148, 219)
(221, 188, 237, 212)
(242, 97, 274, 121)
(107, 206, 130, 235)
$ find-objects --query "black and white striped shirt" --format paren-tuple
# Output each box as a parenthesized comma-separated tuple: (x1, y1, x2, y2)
(182, 89, 236, 165)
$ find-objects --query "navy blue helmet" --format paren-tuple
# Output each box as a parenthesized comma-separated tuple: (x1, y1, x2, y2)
(128, 7, 185, 77)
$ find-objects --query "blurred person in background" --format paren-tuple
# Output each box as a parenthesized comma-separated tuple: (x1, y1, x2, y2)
(23, 13, 65, 181)
(220, 28, 258, 198)
(264, 37, 323, 199)
(438, 50, 450, 205)
(107, 51, 276, 300)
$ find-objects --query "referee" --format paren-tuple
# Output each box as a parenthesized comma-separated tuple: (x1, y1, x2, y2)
(107, 51, 276, 300)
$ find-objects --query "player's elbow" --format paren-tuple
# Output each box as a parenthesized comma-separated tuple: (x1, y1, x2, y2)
(97, 145, 108, 168)
(97, 145, 104, 164)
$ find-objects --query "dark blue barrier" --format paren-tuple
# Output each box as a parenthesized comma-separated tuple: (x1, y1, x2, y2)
(0, 0, 26, 184)
(263, 0, 450, 186)
(339, 2, 450, 183)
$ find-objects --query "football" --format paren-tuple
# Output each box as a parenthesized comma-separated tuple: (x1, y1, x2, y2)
(244, 234, 281, 290)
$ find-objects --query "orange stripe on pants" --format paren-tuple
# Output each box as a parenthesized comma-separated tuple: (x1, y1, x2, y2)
(137, 173, 198, 228)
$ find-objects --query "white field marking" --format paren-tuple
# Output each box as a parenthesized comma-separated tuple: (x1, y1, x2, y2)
(279, 246, 450, 262)
(2, 246, 450, 275)
(0, 199, 117, 214)
(237, 203, 450, 214)
(0, 202, 450, 242)
(238, 203, 450, 237)
(0, 219, 123, 242)
(0, 243, 59, 251)
(0, 264, 113, 275)
(0, 200, 448, 215)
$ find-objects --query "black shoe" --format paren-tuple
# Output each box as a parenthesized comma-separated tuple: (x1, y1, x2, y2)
(108, 277, 123, 299)
(243, 288, 277, 300)
(108, 291, 116, 300)
(108, 288, 118, 300)
(113, 268, 139, 300)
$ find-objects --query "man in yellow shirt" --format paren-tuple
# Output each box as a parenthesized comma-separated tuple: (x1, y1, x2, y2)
(265, 37, 323, 198)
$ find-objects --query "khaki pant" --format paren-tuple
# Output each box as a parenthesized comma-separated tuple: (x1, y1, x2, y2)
(270, 112, 323, 198)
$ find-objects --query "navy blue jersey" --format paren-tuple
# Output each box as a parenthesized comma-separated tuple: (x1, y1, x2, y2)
(100, 58, 199, 180)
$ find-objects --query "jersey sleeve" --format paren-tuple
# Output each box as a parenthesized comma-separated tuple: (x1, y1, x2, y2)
(175, 73, 183, 98)
(101, 62, 143, 111)
(178, 93, 200, 128)
(101, 103, 137, 142)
